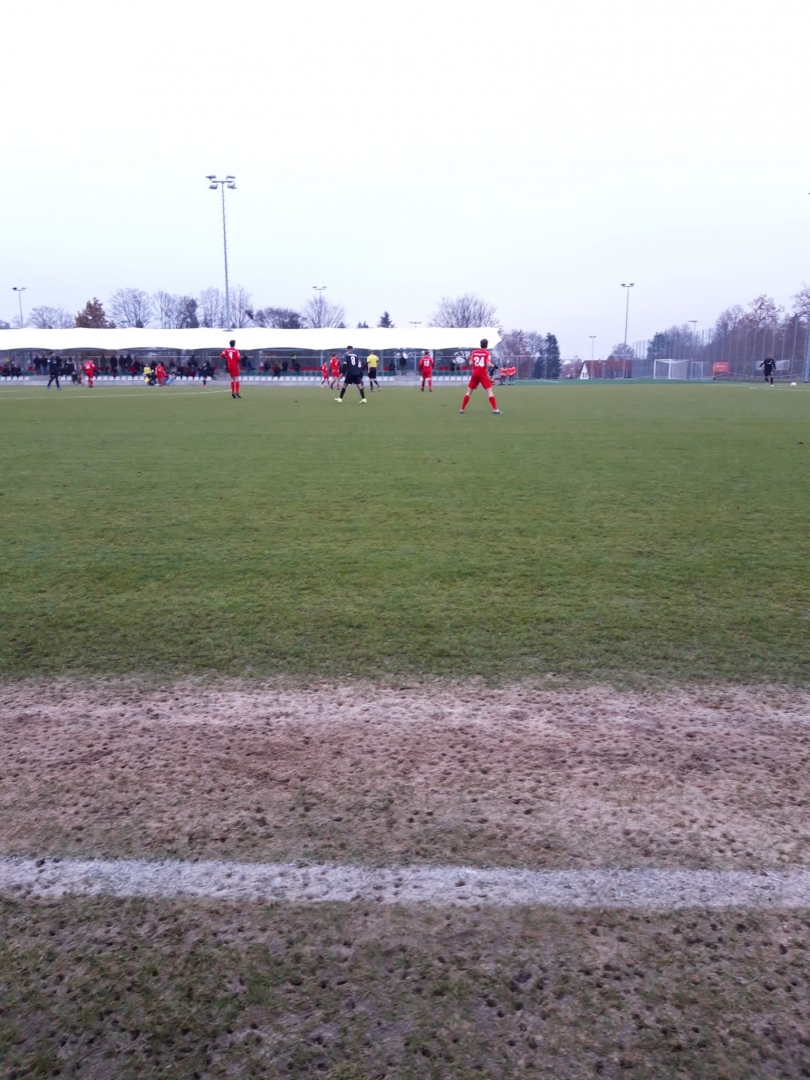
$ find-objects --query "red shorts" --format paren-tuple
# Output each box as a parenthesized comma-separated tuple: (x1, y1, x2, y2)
(227, 366, 240, 379)
(468, 367, 492, 391)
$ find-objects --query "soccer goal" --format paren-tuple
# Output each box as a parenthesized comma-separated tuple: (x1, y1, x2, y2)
(653, 358, 689, 380)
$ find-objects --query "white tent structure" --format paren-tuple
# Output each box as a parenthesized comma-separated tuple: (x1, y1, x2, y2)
(0, 327, 501, 353)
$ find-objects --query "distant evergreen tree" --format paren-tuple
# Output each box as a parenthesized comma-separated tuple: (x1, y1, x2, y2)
(75, 298, 115, 328)
(356, 320, 370, 328)
(544, 333, 561, 379)
(377, 311, 394, 328)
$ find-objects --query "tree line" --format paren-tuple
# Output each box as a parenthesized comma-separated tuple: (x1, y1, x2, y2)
(18, 289, 507, 333)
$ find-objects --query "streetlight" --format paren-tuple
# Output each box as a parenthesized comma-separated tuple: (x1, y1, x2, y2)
(206, 175, 236, 331)
(13, 287, 27, 327)
(620, 283, 634, 345)
(312, 286, 327, 328)
(589, 335, 596, 362)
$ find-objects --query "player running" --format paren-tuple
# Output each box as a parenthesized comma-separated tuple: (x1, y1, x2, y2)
(335, 346, 367, 403)
(46, 352, 62, 390)
(759, 357, 776, 385)
(320, 359, 331, 386)
(367, 351, 381, 392)
(460, 338, 501, 414)
(82, 359, 97, 387)
(221, 339, 241, 398)
(418, 351, 434, 392)
(201, 360, 215, 386)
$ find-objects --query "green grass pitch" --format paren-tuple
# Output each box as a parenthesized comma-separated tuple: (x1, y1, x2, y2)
(0, 380, 808, 685)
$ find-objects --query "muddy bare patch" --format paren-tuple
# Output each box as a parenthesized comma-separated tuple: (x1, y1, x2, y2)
(2, 680, 810, 869)
(3, 897, 810, 1079)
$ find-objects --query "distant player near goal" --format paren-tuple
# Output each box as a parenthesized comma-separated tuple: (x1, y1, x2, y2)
(221, 340, 241, 399)
(759, 357, 776, 385)
(460, 339, 501, 414)
(418, 351, 434, 392)
(320, 359, 331, 386)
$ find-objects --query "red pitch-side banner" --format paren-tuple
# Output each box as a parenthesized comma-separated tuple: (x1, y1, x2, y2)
(713, 362, 729, 374)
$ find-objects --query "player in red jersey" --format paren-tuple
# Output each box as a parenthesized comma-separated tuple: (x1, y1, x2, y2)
(329, 353, 341, 387)
(418, 352, 434, 392)
(460, 338, 501, 414)
(82, 359, 97, 387)
(320, 359, 331, 386)
(221, 339, 241, 398)
(155, 361, 167, 386)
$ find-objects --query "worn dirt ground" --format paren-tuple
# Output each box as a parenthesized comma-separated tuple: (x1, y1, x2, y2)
(2, 679, 810, 870)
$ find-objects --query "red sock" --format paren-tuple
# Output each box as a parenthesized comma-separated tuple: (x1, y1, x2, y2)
(461, 393, 470, 411)
(489, 395, 498, 410)
(235, 380, 240, 394)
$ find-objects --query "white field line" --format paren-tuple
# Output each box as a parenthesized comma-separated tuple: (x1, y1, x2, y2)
(2, 857, 810, 909)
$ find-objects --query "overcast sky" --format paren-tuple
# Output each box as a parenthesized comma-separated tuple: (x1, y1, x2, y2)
(2, 0, 809, 356)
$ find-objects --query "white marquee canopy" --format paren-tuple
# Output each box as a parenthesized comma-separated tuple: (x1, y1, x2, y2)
(0, 327, 501, 352)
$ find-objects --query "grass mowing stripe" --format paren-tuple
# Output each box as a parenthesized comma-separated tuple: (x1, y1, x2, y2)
(1, 382, 809, 684)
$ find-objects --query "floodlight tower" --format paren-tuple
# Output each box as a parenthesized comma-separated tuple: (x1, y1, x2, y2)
(12, 286, 27, 327)
(206, 175, 236, 331)
(589, 335, 596, 362)
(621, 283, 634, 345)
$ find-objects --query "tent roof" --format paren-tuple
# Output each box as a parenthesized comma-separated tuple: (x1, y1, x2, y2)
(0, 327, 501, 352)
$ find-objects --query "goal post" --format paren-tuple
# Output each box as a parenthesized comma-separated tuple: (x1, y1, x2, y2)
(653, 358, 690, 380)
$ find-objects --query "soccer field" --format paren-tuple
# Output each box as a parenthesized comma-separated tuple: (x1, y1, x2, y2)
(0, 380, 808, 684)
(4, 380, 810, 1079)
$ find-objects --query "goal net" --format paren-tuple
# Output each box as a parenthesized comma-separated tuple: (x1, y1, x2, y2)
(653, 358, 689, 380)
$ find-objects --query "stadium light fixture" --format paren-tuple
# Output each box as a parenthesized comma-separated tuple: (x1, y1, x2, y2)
(589, 335, 596, 362)
(620, 283, 634, 345)
(12, 286, 27, 327)
(207, 176, 237, 330)
(312, 286, 327, 329)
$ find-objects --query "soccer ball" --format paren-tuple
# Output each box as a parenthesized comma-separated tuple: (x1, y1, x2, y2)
(791, 381, 797, 387)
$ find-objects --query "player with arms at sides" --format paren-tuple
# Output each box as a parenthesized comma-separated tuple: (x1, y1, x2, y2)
(221, 339, 241, 398)
(320, 358, 331, 386)
(329, 353, 341, 388)
(82, 358, 97, 388)
(367, 350, 381, 392)
(335, 346, 367, 403)
(46, 352, 62, 390)
(418, 351, 434, 392)
(201, 359, 215, 387)
(460, 339, 501, 414)
(759, 356, 777, 385)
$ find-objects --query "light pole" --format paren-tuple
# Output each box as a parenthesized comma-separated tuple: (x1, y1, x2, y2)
(206, 175, 236, 331)
(689, 320, 698, 374)
(589, 335, 596, 362)
(621, 283, 634, 346)
(312, 286, 327, 328)
(313, 286, 327, 368)
(13, 287, 27, 327)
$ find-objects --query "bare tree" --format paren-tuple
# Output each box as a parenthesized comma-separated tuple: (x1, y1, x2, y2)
(198, 288, 224, 328)
(27, 306, 75, 329)
(792, 284, 810, 321)
(429, 293, 498, 328)
(229, 285, 254, 329)
(302, 293, 346, 328)
(108, 288, 153, 328)
(608, 343, 634, 361)
(745, 294, 783, 329)
(154, 290, 179, 329)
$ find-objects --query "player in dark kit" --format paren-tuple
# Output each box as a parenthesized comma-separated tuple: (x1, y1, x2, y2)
(335, 346, 367, 403)
(759, 357, 777, 385)
(46, 352, 62, 389)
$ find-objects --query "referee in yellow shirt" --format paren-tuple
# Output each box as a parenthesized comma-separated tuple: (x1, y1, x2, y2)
(367, 351, 381, 392)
